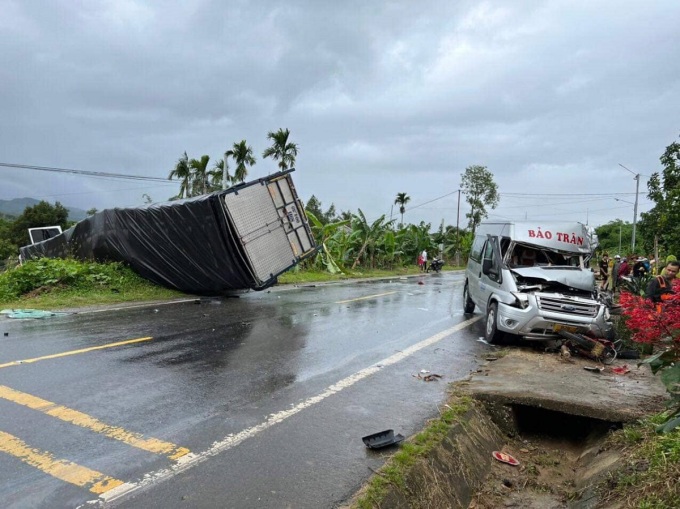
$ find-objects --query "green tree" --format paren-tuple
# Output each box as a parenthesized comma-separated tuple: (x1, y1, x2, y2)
(231, 140, 256, 183)
(460, 165, 499, 236)
(594, 220, 633, 257)
(0, 217, 18, 261)
(305, 195, 337, 225)
(86, 208, 98, 216)
(640, 134, 680, 257)
(188, 155, 211, 196)
(394, 192, 410, 226)
(8, 201, 69, 248)
(168, 151, 192, 199)
(262, 128, 298, 170)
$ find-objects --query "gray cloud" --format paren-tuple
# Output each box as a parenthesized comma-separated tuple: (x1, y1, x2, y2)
(1, 0, 678, 228)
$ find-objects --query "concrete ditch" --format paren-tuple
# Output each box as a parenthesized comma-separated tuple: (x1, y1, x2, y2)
(350, 349, 668, 508)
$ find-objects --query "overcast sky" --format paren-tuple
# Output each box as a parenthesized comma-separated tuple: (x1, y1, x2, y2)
(1, 1, 679, 230)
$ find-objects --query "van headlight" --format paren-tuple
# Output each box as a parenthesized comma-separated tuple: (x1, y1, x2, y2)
(511, 292, 529, 309)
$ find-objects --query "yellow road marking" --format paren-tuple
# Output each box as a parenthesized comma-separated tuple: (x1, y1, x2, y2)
(0, 336, 153, 369)
(0, 386, 189, 460)
(335, 291, 397, 304)
(0, 430, 124, 494)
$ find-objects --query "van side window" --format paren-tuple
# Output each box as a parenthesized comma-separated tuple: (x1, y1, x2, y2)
(483, 240, 495, 262)
(470, 235, 485, 262)
(500, 237, 510, 257)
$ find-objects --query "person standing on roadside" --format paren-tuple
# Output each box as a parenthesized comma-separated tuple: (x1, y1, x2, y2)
(610, 254, 621, 291)
(646, 260, 679, 311)
(599, 253, 609, 290)
(618, 256, 630, 282)
(420, 249, 428, 272)
(661, 255, 678, 276)
(633, 256, 648, 278)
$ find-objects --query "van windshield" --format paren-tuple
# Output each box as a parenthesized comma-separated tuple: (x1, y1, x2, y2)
(507, 243, 582, 268)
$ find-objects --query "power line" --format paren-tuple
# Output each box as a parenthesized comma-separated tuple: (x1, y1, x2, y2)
(501, 192, 637, 197)
(0, 162, 172, 183)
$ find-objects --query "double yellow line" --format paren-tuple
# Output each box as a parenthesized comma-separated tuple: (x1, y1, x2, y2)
(0, 336, 190, 494)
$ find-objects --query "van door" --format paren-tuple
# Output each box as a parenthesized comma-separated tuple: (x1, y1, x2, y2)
(466, 234, 485, 307)
(478, 236, 503, 310)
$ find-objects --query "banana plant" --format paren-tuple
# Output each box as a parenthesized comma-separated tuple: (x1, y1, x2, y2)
(306, 211, 349, 273)
(350, 210, 394, 270)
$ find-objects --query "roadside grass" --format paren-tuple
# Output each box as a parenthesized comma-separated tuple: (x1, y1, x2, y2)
(599, 413, 680, 508)
(0, 259, 464, 310)
(0, 258, 182, 310)
(352, 391, 472, 509)
(277, 265, 461, 285)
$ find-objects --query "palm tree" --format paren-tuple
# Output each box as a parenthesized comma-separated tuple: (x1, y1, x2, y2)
(188, 155, 211, 196)
(394, 192, 410, 226)
(231, 140, 256, 183)
(168, 151, 191, 199)
(262, 128, 298, 170)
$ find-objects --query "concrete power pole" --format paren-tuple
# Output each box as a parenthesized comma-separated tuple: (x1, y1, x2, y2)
(619, 164, 640, 252)
(455, 189, 461, 267)
(222, 152, 229, 190)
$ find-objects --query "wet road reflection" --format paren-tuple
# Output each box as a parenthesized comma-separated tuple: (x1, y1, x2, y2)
(0, 272, 490, 508)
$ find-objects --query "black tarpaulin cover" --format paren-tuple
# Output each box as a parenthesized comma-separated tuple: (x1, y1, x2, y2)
(20, 171, 316, 295)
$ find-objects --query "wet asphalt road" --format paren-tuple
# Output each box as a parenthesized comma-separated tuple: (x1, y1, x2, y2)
(0, 271, 491, 508)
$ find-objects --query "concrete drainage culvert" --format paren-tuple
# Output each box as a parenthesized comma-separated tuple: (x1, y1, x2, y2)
(348, 349, 667, 509)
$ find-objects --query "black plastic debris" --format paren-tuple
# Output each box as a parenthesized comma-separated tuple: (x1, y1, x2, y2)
(362, 429, 405, 449)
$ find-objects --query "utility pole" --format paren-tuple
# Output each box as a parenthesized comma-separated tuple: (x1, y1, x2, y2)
(455, 190, 461, 267)
(222, 152, 229, 190)
(619, 164, 640, 252)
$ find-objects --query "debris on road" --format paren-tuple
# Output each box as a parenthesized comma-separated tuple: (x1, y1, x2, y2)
(413, 370, 443, 381)
(584, 366, 604, 373)
(611, 365, 631, 375)
(362, 429, 405, 449)
(1, 309, 69, 319)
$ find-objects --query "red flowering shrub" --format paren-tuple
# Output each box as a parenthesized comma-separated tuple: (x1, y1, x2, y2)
(619, 279, 680, 345)
(619, 279, 680, 432)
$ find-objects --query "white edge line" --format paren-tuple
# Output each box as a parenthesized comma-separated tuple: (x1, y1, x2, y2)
(78, 299, 198, 314)
(82, 315, 482, 508)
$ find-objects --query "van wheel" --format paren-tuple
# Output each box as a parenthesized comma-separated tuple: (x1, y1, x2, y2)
(463, 283, 475, 314)
(485, 302, 505, 344)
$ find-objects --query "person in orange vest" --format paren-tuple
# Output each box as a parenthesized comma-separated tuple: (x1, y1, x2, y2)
(646, 260, 679, 311)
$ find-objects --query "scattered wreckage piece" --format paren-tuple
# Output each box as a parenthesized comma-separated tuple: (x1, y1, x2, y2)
(492, 451, 520, 466)
(362, 429, 405, 449)
(20, 170, 317, 295)
(412, 369, 443, 381)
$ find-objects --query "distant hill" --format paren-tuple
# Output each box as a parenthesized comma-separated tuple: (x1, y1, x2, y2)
(0, 198, 88, 222)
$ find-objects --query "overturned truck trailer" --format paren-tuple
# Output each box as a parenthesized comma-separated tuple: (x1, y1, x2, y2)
(20, 170, 317, 295)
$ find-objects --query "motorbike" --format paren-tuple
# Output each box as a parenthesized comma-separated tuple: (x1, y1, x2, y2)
(427, 258, 444, 273)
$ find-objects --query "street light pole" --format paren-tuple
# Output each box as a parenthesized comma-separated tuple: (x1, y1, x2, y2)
(632, 173, 639, 252)
(619, 164, 640, 252)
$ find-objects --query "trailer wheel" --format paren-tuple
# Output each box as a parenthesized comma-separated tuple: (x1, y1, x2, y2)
(463, 282, 475, 314)
(485, 302, 505, 344)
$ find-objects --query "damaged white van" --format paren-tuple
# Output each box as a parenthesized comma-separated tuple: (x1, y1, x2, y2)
(463, 221, 611, 344)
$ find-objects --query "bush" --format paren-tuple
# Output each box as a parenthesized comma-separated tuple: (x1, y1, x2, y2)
(0, 258, 147, 301)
